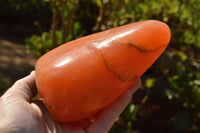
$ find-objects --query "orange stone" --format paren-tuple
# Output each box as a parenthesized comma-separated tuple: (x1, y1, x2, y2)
(36, 20, 171, 122)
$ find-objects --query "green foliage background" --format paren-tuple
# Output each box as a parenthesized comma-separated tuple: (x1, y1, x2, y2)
(1, 0, 200, 132)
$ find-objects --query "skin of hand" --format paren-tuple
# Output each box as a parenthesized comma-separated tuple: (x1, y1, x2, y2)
(0, 71, 141, 133)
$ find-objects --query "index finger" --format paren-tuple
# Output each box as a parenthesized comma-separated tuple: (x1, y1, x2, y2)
(87, 79, 141, 133)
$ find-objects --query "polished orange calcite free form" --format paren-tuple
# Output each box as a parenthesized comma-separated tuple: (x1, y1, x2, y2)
(36, 20, 171, 122)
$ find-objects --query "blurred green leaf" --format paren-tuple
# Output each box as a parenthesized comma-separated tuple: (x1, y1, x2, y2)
(93, 0, 102, 7)
(56, 30, 62, 44)
(196, 32, 200, 48)
(145, 78, 155, 88)
(73, 22, 82, 37)
(183, 30, 195, 44)
(175, 51, 188, 61)
(169, 75, 180, 89)
(196, 72, 200, 80)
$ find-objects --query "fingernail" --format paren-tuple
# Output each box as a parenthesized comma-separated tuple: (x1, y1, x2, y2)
(30, 70, 35, 75)
(129, 78, 142, 93)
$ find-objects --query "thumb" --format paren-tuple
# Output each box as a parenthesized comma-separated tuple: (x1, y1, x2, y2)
(4, 71, 37, 102)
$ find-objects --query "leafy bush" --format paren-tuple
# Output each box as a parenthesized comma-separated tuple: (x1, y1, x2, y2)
(26, 22, 84, 57)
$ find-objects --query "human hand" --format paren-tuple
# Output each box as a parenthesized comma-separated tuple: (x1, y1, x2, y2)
(0, 71, 141, 133)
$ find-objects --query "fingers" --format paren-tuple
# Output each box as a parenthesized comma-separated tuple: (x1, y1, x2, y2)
(33, 100, 87, 133)
(87, 79, 141, 133)
(4, 71, 37, 102)
(31, 100, 59, 133)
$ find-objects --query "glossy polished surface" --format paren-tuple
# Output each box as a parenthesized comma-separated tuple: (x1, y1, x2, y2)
(36, 20, 171, 122)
